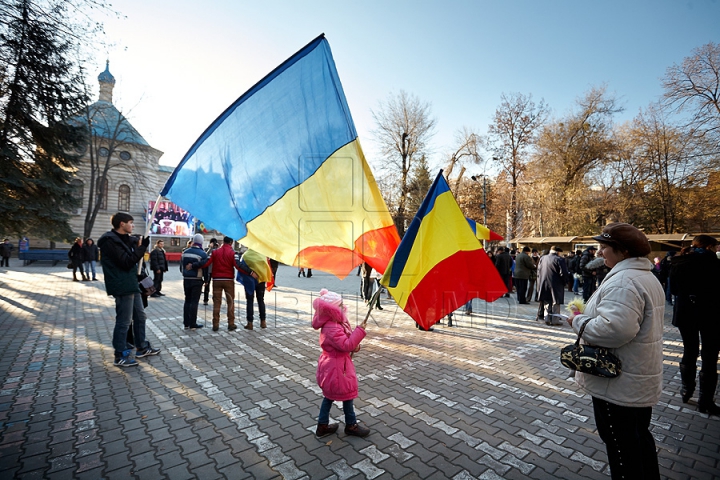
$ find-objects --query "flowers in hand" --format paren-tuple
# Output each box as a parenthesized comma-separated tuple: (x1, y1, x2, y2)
(567, 298, 586, 314)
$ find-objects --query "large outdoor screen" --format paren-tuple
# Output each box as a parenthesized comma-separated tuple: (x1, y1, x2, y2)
(148, 200, 195, 236)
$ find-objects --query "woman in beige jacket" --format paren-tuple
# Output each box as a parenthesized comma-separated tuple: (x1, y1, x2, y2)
(567, 223, 664, 480)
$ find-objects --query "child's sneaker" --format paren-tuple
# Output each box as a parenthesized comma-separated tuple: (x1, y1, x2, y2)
(114, 350, 138, 368)
(344, 422, 370, 437)
(136, 346, 160, 358)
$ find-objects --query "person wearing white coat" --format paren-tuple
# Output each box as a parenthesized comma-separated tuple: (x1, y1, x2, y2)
(567, 223, 664, 480)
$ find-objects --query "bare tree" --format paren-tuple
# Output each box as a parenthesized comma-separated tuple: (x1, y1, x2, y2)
(662, 42, 720, 145)
(78, 98, 155, 238)
(372, 90, 435, 236)
(444, 127, 483, 192)
(487, 92, 548, 241)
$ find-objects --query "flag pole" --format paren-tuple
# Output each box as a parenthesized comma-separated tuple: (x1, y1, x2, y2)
(360, 285, 382, 329)
(138, 194, 162, 275)
(351, 286, 383, 359)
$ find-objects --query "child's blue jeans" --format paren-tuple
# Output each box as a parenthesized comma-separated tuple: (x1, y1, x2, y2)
(318, 397, 356, 425)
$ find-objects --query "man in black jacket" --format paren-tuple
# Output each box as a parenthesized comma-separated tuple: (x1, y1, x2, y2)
(494, 247, 513, 298)
(579, 245, 598, 302)
(98, 212, 160, 367)
(150, 240, 169, 297)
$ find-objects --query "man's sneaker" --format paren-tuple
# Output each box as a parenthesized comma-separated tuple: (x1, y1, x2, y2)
(228, 324, 238, 331)
(260, 320, 267, 329)
(190, 324, 204, 330)
(244, 322, 253, 330)
(136, 346, 160, 358)
(114, 350, 138, 368)
(212, 326, 219, 332)
(184, 326, 190, 330)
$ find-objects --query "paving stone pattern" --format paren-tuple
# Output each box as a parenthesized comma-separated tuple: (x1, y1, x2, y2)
(0, 264, 718, 479)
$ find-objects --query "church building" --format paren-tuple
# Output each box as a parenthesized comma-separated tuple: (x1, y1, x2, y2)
(67, 62, 171, 242)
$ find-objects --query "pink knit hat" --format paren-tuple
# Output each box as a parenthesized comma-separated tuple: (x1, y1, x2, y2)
(318, 288, 342, 307)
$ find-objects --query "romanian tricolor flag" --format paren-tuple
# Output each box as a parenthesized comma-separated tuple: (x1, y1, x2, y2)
(160, 35, 399, 278)
(381, 171, 507, 330)
(466, 218, 503, 241)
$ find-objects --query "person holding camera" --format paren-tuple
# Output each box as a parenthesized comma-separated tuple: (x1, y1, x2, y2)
(98, 212, 161, 367)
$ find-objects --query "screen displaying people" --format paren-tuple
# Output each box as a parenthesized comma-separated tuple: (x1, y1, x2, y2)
(148, 201, 195, 237)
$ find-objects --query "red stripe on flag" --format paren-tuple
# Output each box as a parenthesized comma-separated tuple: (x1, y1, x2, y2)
(354, 224, 401, 274)
(402, 250, 507, 330)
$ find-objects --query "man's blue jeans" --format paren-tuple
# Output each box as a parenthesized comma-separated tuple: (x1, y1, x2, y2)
(113, 293, 148, 354)
(572, 276, 580, 293)
(318, 397, 356, 426)
(84, 260, 96, 279)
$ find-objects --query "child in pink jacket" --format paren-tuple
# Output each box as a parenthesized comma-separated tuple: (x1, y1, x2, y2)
(312, 289, 370, 438)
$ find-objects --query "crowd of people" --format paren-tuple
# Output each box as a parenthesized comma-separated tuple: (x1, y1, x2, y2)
(15, 214, 720, 471)
(67, 237, 100, 282)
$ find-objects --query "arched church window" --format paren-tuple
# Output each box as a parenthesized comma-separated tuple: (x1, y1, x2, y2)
(118, 185, 131, 212)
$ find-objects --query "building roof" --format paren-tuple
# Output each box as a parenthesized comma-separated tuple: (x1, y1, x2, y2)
(78, 100, 150, 146)
(510, 236, 578, 244)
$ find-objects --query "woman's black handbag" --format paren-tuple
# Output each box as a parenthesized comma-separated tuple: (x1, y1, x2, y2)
(561, 319, 622, 378)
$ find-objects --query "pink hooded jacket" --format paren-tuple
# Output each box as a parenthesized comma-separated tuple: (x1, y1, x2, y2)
(312, 296, 366, 401)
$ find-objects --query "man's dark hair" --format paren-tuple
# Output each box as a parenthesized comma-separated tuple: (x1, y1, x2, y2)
(522, 246, 531, 252)
(223, 236, 233, 245)
(209, 238, 218, 245)
(111, 212, 133, 229)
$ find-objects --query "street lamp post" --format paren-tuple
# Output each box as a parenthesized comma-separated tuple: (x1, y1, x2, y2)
(471, 175, 488, 248)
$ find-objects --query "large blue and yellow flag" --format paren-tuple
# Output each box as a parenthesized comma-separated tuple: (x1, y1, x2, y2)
(381, 171, 507, 329)
(160, 35, 399, 278)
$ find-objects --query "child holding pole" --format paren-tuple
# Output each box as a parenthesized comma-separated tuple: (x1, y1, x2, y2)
(312, 288, 370, 438)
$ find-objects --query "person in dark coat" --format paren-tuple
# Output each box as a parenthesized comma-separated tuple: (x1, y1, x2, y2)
(528, 249, 540, 301)
(579, 245, 598, 301)
(659, 250, 676, 305)
(180, 234, 208, 330)
(513, 247, 536, 304)
(360, 262, 373, 302)
(82, 238, 99, 281)
(149, 240, 169, 297)
(494, 247, 513, 298)
(98, 212, 159, 367)
(670, 235, 720, 415)
(566, 250, 578, 291)
(535, 246, 570, 325)
(203, 238, 219, 305)
(68, 237, 86, 281)
(0, 239, 12, 267)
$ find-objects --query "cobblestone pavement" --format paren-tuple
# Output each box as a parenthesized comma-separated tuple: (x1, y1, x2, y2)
(0, 263, 718, 480)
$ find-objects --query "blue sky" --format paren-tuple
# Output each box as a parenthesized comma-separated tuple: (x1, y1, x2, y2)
(97, 0, 720, 176)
